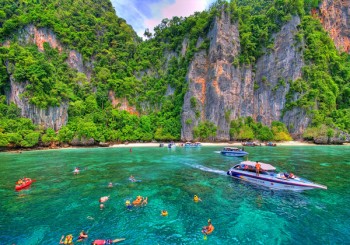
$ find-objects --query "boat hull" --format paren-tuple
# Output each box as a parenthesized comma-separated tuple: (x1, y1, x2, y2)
(227, 170, 327, 191)
(221, 151, 248, 157)
(15, 179, 33, 191)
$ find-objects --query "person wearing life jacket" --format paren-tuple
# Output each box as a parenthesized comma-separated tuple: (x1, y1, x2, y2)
(193, 195, 202, 202)
(255, 161, 261, 176)
(125, 200, 132, 210)
(132, 196, 142, 206)
(201, 219, 214, 235)
(161, 210, 168, 216)
(59, 234, 73, 245)
(91, 238, 125, 244)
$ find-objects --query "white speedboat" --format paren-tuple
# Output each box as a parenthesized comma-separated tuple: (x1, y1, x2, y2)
(184, 142, 202, 148)
(220, 147, 248, 157)
(227, 161, 327, 191)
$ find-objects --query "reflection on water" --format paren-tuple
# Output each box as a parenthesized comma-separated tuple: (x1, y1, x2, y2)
(0, 146, 349, 244)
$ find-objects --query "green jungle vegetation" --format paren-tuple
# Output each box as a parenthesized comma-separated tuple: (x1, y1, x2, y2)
(0, 0, 349, 148)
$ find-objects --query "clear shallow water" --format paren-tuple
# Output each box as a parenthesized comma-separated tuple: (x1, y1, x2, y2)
(0, 145, 350, 245)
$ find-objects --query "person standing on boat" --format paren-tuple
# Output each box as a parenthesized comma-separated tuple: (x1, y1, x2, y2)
(255, 161, 261, 176)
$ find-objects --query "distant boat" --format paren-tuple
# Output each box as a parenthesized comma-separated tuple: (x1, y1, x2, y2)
(242, 142, 260, 147)
(227, 161, 327, 191)
(265, 142, 277, 147)
(220, 147, 248, 157)
(184, 142, 202, 148)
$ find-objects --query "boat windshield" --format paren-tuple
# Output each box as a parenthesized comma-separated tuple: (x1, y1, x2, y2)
(224, 147, 240, 151)
(234, 164, 275, 175)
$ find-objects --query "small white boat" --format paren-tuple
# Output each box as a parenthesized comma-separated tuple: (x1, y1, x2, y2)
(184, 142, 202, 148)
(220, 147, 248, 157)
(227, 161, 327, 191)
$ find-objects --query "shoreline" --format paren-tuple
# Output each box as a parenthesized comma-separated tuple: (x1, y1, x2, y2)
(3, 141, 349, 153)
(110, 141, 316, 148)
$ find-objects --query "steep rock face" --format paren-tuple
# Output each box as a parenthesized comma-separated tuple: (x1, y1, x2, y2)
(108, 91, 139, 116)
(318, 0, 350, 53)
(255, 16, 308, 137)
(182, 12, 305, 141)
(15, 25, 92, 77)
(182, 11, 254, 141)
(6, 74, 68, 130)
(4, 25, 92, 129)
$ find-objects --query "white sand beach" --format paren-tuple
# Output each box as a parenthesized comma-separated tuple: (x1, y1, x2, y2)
(110, 141, 314, 148)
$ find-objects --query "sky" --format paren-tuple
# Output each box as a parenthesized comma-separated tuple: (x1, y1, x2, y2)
(111, 0, 217, 37)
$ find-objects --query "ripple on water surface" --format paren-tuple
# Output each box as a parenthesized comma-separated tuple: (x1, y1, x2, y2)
(0, 146, 350, 244)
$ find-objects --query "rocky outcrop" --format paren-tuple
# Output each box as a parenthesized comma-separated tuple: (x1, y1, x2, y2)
(182, 10, 252, 141)
(255, 16, 308, 137)
(15, 25, 92, 78)
(70, 136, 95, 146)
(17, 25, 63, 52)
(6, 74, 68, 131)
(3, 25, 93, 130)
(318, 0, 350, 53)
(181, 11, 305, 141)
(108, 90, 139, 115)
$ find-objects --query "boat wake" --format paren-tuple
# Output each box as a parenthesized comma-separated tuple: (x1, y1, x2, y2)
(214, 151, 221, 154)
(185, 163, 227, 176)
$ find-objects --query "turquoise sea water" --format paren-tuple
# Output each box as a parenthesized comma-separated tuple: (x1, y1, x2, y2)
(1, 145, 350, 245)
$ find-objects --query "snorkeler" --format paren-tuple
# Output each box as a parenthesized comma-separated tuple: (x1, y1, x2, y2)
(194, 195, 202, 202)
(77, 230, 88, 242)
(99, 196, 110, 203)
(59, 234, 73, 245)
(201, 219, 214, 236)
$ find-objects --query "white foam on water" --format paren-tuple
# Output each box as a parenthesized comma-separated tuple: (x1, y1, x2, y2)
(184, 163, 227, 176)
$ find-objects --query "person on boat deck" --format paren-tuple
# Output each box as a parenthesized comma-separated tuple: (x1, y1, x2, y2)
(284, 172, 295, 179)
(59, 234, 73, 245)
(91, 238, 125, 245)
(201, 219, 214, 235)
(77, 230, 88, 242)
(255, 161, 261, 176)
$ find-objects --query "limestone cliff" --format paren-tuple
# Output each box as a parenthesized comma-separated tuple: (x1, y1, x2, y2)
(318, 0, 350, 53)
(181, 12, 305, 141)
(5, 73, 68, 131)
(4, 25, 91, 130)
